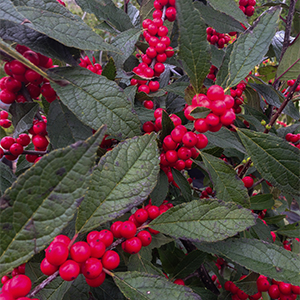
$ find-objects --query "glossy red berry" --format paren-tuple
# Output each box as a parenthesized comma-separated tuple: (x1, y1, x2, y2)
(46, 242, 69, 266)
(174, 279, 185, 285)
(182, 131, 198, 148)
(32, 135, 49, 149)
(82, 257, 103, 279)
(207, 85, 225, 101)
(98, 229, 114, 247)
(85, 271, 106, 287)
(279, 282, 292, 295)
(134, 209, 149, 224)
(242, 176, 254, 188)
(147, 205, 160, 219)
(165, 7, 177, 22)
(16, 133, 30, 146)
(9, 143, 23, 156)
(40, 258, 59, 276)
(1, 136, 15, 150)
(5, 275, 32, 298)
(120, 221, 137, 239)
(144, 100, 154, 109)
(195, 133, 208, 149)
(70, 241, 91, 263)
(256, 278, 270, 292)
(165, 150, 178, 163)
(102, 250, 120, 270)
(171, 126, 187, 143)
(0, 89, 16, 104)
(137, 230, 152, 247)
(5, 77, 22, 93)
(268, 284, 280, 299)
(59, 260, 80, 281)
(124, 237, 142, 254)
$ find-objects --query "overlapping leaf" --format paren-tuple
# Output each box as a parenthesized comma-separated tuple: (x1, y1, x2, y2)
(196, 238, 300, 285)
(237, 129, 300, 196)
(0, 163, 16, 196)
(76, 133, 160, 233)
(49, 67, 141, 139)
(0, 127, 106, 276)
(149, 199, 256, 242)
(0, 0, 26, 23)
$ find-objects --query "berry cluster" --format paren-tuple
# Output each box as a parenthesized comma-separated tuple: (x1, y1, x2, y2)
(200, 186, 214, 199)
(207, 65, 218, 81)
(239, 0, 256, 17)
(206, 27, 232, 49)
(229, 81, 247, 114)
(285, 133, 300, 149)
(0, 45, 57, 105)
(79, 56, 103, 75)
(0, 110, 11, 129)
(287, 79, 300, 91)
(130, 0, 176, 109)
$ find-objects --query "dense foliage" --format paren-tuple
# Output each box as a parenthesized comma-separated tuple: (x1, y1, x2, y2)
(0, 0, 299, 299)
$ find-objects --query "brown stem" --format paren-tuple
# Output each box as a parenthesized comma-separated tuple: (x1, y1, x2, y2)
(252, 177, 265, 189)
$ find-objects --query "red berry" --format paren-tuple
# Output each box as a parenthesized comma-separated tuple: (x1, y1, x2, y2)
(70, 241, 91, 263)
(98, 229, 114, 247)
(134, 209, 149, 224)
(124, 237, 142, 254)
(268, 284, 280, 299)
(138, 85, 150, 94)
(143, 121, 155, 133)
(177, 147, 192, 160)
(154, 62, 165, 74)
(82, 257, 103, 279)
(195, 133, 208, 149)
(0, 110, 9, 119)
(32, 135, 49, 149)
(16, 134, 30, 146)
(256, 278, 270, 292)
(9, 143, 23, 156)
(85, 271, 106, 287)
(207, 85, 225, 101)
(144, 100, 154, 109)
(220, 109, 236, 126)
(1, 136, 15, 150)
(137, 230, 152, 247)
(59, 260, 80, 281)
(89, 240, 106, 258)
(9, 60, 27, 75)
(158, 25, 168, 37)
(46, 242, 69, 266)
(242, 176, 254, 188)
(102, 250, 120, 270)
(279, 282, 292, 295)
(120, 221, 137, 239)
(0, 89, 16, 104)
(147, 205, 160, 219)
(174, 279, 185, 285)
(165, 150, 178, 163)
(4, 275, 32, 299)
(110, 221, 123, 238)
(206, 113, 220, 126)
(5, 77, 22, 93)
(165, 7, 177, 22)
(40, 258, 59, 276)
(182, 131, 198, 148)
(194, 118, 208, 133)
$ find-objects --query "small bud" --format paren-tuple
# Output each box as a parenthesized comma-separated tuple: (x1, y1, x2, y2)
(265, 124, 271, 130)
(250, 163, 254, 167)
(246, 157, 251, 162)
(261, 120, 266, 126)
(242, 159, 247, 164)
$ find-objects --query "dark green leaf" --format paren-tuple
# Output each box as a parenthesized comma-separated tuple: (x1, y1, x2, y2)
(210, 46, 225, 69)
(257, 65, 277, 82)
(0, 162, 16, 196)
(244, 86, 262, 112)
(264, 215, 287, 224)
(0, 0, 26, 23)
(171, 168, 193, 202)
(47, 100, 93, 149)
(277, 222, 300, 238)
(75, 0, 134, 32)
(204, 127, 246, 154)
(176, 0, 211, 93)
(50, 67, 141, 139)
(151, 170, 169, 207)
(172, 250, 207, 279)
(160, 110, 175, 142)
(225, 7, 281, 89)
(207, 0, 248, 25)
(62, 274, 90, 300)
(0, 127, 106, 276)
(9, 103, 39, 138)
(15, 143, 35, 176)
(194, 2, 245, 33)
(162, 81, 190, 97)
(91, 277, 126, 300)
(196, 238, 300, 285)
(250, 194, 274, 210)
(190, 106, 210, 119)
(237, 128, 300, 196)
(277, 35, 300, 80)
(200, 152, 250, 207)
(113, 271, 201, 300)
(149, 199, 256, 242)
(110, 28, 142, 69)
(235, 272, 260, 296)
(76, 133, 160, 233)
(13, 0, 118, 52)
(191, 287, 218, 300)
(249, 218, 273, 243)
(102, 57, 117, 81)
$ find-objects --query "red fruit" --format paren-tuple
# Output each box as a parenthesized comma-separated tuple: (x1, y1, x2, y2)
(224, 281, 232, 291)
(5, 154, 18, 161)
(32, 135, 49, 149)
(129, 214, 140, 227)
(46, 242, 69, 266)
(153, 0, 163, 9)
(160, 36, 171, 47)
(25, 69, 43, 84)
(87, 231, 99, 244)
(210, 100, 227, 115)
(174, 279, 185, 285)
(256, 278, 270, 292)
(147, 24, 158, 36)
(110, 221, 123, 238)
(245, 5, 255, 16)
(220, 109, 236, 126)
(207, 85, 225, 101)
(142, 54, 152, 65)
(182, 131, 198, 148)
(165, 7, 177, 22)
(0, 119, 12, 129)
(155, 42, 167, 54)
(291, 285, 300, 295)
(16, 94, 27, 103)
(230, 283, 239, 294)
(89, 240, 106, 258)
(142, 18, 152, 29)
(1, 136, 15, 150)
(163, 135, 178, 150)
(9, 143, 23, 156)
(120, 221, 137, 239)
(33, 121, 47, 135)
(124, 237, 142, 254)
(82, 257, 103, 279)
(16, 133, 30, 146)
(158, 25, 168, 37)
(25, 154, 39, 163)
(242, 176, 254, 188)
(4, 274, 32, 298)
(249, 292, 262, 300)
(194, 118, 208, 133)
(41, 82, 56, 98)
(154, 62, 165, 74)
(143, 121, 155, 133)
(134, 208, 149, 224)
(170, 114, 182, 127)
(98, 229, 114, 247)
(177, 147, 192, 160)
(237, 289, 249, 300)
(206, 113, 220, 126)
(137, 230, 152, 247)
(195, 133, 208, 149)
(279, 282, 292, 295)
(0, 89, 16, 104)
(144, 100, 154, 109)
(1, 276, 10, 285)
(224, 95, 235, 109)
(85, 271, 106, 287)
(268, 284, 281, 299)
(149, 36, 159, 47)
(0, 293, 15, 300)
(37, 53, 51, 67)
(40, 258, 59, 276)
(52, 234, 71, 246)
(70, 241, 91, 263)
(0, 110, 9, 119)
(27, 83, 41, 98)
(165, 150, 178, 163)
(102, 250, 120, 270)
(156, 53, 167, 63)
(5, 77, 22, 93)
(147, 205, 160, 219)
(9, 60, 27, 75)
(138, 85, 150, 94)
(148, 81, 160, 92)
(59, 260, 80, 281)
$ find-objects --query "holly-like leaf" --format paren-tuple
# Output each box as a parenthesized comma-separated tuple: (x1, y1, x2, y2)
(207, 0, 248, 26)
(0, 126, 107, 276)
(250, 194, 274, 210)
(110, 28, 142, 69)
(176, 0, 211, 93)
(113, 271, 201, 300)
(249, 218, 273, 243)
(237, 128, 300, 196)
(199, 152, 250, 207)
(225, 7, 281, 89)
(243, 86, 262, 112)
(0, 0, 26, 23)
(49, 67, 141, 140)
(196, 238, 300, 286)
(171, 168, 193, 202)
(76, 133, 160, 233)
(0, 162, 16, 196)
(277, 222, 300, 238)
(102, 57, 117, 81)
(75, 0, 134, 33)
(194, 2, 245, 34)
(47, 100, 93, 149)
(277, 35, 300, 80)
(90, 277, 126, 300)
(190, 106, 210, 119)
(160, 110, 175, 142)
(148, 199, 256, 243)
(162, 81, 189, 97)
(62, 275, 90, 300)
(150, 170, 169, 207)
(12, 0, 118, 53)
(235, 272, 260, 296)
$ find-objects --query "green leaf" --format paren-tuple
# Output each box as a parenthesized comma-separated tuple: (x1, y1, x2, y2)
(0, 162, 16, 196)
(176, 0, 211, 93)
(110, 28, 142, 69)
(150, 170, 169, 207)
(194, 2, 245, 33)
(75, 0, 134, 32)
(172, 250, 207, 279)
(0, 0, 26, 23)
(149, 199, 256, 243)
(196, 238, 300, 286)
(47, 100, 93, 149)
(49, 67, 141, 140)
(277, 222, 300, 238)
(264, 215, 286, 224)
(62, 275, 90, 300)
(225, 7, 281, 89)
(243, 86, 262, 112)
(190, 106, 210, 119)
(237, 128, 300, 196)
(204, 127, 246, 154)
(171, 169, 193, 202)
(200, 152, 250, 207)
(76, 133, 160, 233)
(235, 272, 260, 296)
(162, 81, 190, 97)
(0, 126, 106, 276)
(113, 271, 201, 300)
(13, 0, 118, 53)
(191, 287, 218, 300)
(277, 35, 300, 80)
(9, 103, 39, 138)
(250, 194, 274, 210)
(207, 0, 248, 26)
(102, 57, 117, 81)
(210, 46, 225, 69)
(160, 110, 175, 142)
(249, 218, 273, 243)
